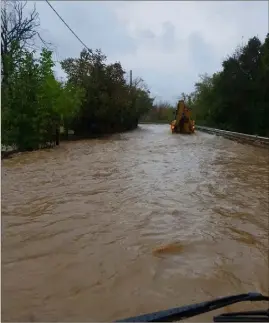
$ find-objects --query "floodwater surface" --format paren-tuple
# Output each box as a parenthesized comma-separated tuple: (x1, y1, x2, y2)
(2, 124, 268, 321)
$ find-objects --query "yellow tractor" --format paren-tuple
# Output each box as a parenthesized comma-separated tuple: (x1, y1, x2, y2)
(170, 100, 195, 134)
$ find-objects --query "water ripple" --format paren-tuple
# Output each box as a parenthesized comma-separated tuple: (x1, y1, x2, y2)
(2, 124, 268, 322)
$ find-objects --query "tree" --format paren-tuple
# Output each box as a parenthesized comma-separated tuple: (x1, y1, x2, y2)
(1, 0, 49, 85)
(1, 2, 154, 153)
(141, 100, 176, 123)
(186, 35, 269, 136)
(61, 48, 154, 135)
(2, 47, 84, 150)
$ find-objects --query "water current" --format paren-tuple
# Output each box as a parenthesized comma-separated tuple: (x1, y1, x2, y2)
(2, 124, 268, 321)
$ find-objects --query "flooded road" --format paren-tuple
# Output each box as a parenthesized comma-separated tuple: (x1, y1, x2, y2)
(2, 124, 268, 322)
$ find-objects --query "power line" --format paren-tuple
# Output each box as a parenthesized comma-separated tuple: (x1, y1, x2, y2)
(45, 0, 133, 85)
(45, 0, 92, 53)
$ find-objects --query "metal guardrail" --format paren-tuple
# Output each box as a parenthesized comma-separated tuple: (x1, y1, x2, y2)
(196, 125, 269, 147)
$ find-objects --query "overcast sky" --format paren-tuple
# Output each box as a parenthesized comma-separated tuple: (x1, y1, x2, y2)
(27, 1, 268, 103)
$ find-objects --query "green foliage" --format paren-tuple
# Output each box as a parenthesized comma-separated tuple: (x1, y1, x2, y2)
(2, 46, 84, 150)
(6, 2, 267, 154)
(1, 4, 153, 151)
(60, 49, 153, 135)
(188, 34, 269, 136)
(142, 101, 175, 124)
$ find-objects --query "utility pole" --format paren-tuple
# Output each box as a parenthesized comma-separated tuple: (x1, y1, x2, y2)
(130, 70, 132, 87)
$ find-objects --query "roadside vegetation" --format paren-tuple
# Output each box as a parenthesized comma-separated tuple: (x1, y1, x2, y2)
(141, 101, 175, 124)
(144, 35, 269, 137)
(2, 1, 268, 156)
(1, 1, 154, 152)
(188, 34, 269, 136)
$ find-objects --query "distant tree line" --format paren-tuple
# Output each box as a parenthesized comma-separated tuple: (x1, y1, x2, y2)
(1, 0, 154, 152)
(144, 35, 269, 137)
(141, 101, 175, 123)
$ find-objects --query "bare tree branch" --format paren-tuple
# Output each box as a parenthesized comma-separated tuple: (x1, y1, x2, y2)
(1, 0, 52, 84)
(1, 0, 52, 55)
(132, 77, 150, 92)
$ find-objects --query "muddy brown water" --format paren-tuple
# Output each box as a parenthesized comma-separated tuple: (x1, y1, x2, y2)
(2, 124, 268, 322)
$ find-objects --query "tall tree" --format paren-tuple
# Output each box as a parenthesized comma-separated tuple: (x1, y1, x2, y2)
(187, 35, 269, 136)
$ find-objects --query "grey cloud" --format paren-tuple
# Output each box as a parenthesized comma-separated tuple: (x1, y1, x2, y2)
(26, 1, 268, 102)
(135, 21, 177, 52)
(34, 2, 137, 62)
(187, 32, 220, 75)
(161, 21, 176, 51)
(131, 67, 195, 103)
(137, 29, 156, 39)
